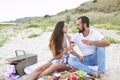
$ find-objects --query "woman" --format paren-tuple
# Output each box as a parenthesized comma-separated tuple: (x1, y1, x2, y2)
(24, 21, 83, 80)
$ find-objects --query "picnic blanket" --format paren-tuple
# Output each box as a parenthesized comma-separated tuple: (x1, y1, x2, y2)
(24, 61, 99, 74)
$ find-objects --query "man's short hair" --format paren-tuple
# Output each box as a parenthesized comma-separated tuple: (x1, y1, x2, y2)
(77, 16, 89, 27)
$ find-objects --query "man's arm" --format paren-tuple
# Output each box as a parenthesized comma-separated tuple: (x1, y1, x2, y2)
(82, 38, 110, 47)
(93, 38, 110, 47)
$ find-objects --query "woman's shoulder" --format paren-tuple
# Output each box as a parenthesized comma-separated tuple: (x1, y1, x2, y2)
(66, 34, 71, 39)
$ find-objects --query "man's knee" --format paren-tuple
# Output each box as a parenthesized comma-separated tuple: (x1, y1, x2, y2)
(96, 47, 105, 54)
(97, 47, 105, 51)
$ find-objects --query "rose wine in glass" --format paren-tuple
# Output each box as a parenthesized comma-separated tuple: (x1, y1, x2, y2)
(70, 41, 74, 45)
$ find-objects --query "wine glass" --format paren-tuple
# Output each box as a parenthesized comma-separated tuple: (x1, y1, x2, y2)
(70, 41, 74, 46)
(70, 37, 74, 46)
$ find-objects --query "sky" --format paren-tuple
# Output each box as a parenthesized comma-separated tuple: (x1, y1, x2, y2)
(0, 0, 90, 22)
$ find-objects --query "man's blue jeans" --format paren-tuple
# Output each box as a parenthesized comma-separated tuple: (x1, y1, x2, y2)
(68, 47, 105, 75)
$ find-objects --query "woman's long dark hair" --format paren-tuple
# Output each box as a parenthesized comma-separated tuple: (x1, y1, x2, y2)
(49, 21, 65, 55)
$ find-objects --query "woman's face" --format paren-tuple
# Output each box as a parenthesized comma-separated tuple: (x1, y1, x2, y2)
(63, 23, 68, 34)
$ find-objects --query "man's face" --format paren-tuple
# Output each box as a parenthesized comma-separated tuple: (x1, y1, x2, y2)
(76, 19, 85, 33)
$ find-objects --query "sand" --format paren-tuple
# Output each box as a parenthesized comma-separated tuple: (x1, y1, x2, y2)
(0, 28, 120, 80)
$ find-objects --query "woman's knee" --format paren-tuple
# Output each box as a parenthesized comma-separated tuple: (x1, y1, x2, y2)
(52, 63, 66, 71)
(54, 63, 65, 68)
(34, 67, 44, 72)
(35, 62, 52, 72)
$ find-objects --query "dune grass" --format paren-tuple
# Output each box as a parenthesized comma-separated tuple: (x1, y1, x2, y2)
(0, 38, 8, 47)
(106, 36, 119, 44)
(95, 24, 120, 30)
(117, 31, 120, 35)
(70, 28, 78, 33)
(27, 33, 41, 38)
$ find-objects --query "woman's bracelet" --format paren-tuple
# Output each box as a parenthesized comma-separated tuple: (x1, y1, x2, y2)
(70, 50, 74, 53)
(64, 48, 68, 53)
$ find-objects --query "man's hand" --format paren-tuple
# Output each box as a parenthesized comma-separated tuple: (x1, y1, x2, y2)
(79, 56, 84, 63)
(82, 39, 94, 46)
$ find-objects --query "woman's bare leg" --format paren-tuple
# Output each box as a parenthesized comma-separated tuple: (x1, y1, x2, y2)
(24, 62, 52, 80)
(37, 63, 67, 78)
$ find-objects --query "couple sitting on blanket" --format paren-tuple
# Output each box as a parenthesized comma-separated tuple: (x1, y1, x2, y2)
(25, 16, 110, 80)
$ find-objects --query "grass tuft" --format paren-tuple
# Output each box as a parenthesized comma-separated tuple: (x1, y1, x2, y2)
(27, 33, 41, 38)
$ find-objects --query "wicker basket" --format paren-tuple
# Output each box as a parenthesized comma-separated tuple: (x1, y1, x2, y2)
(6, 50, 37, 76)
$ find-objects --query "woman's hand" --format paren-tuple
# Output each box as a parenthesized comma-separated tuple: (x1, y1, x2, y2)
(62, 45, 73, 55)
(66, 45, 74, 51)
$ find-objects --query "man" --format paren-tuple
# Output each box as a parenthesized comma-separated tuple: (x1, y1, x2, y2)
(68, 16, 110, 80)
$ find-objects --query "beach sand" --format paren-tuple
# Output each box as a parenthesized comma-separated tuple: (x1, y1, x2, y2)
(0, 29, 120, 80)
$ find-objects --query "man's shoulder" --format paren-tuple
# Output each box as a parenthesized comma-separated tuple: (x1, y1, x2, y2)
(90, 28, 100, 32)
(90, 28, 104, 39)
(90, 28, 100, 34)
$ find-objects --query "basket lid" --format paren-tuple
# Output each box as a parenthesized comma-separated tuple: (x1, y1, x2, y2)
(5, 54, 37, 62)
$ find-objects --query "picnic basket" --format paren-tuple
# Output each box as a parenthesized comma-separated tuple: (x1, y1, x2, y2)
(5, 50, 37, 76)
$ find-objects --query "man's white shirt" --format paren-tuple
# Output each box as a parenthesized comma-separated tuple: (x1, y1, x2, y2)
(73, 28, 104, 56)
